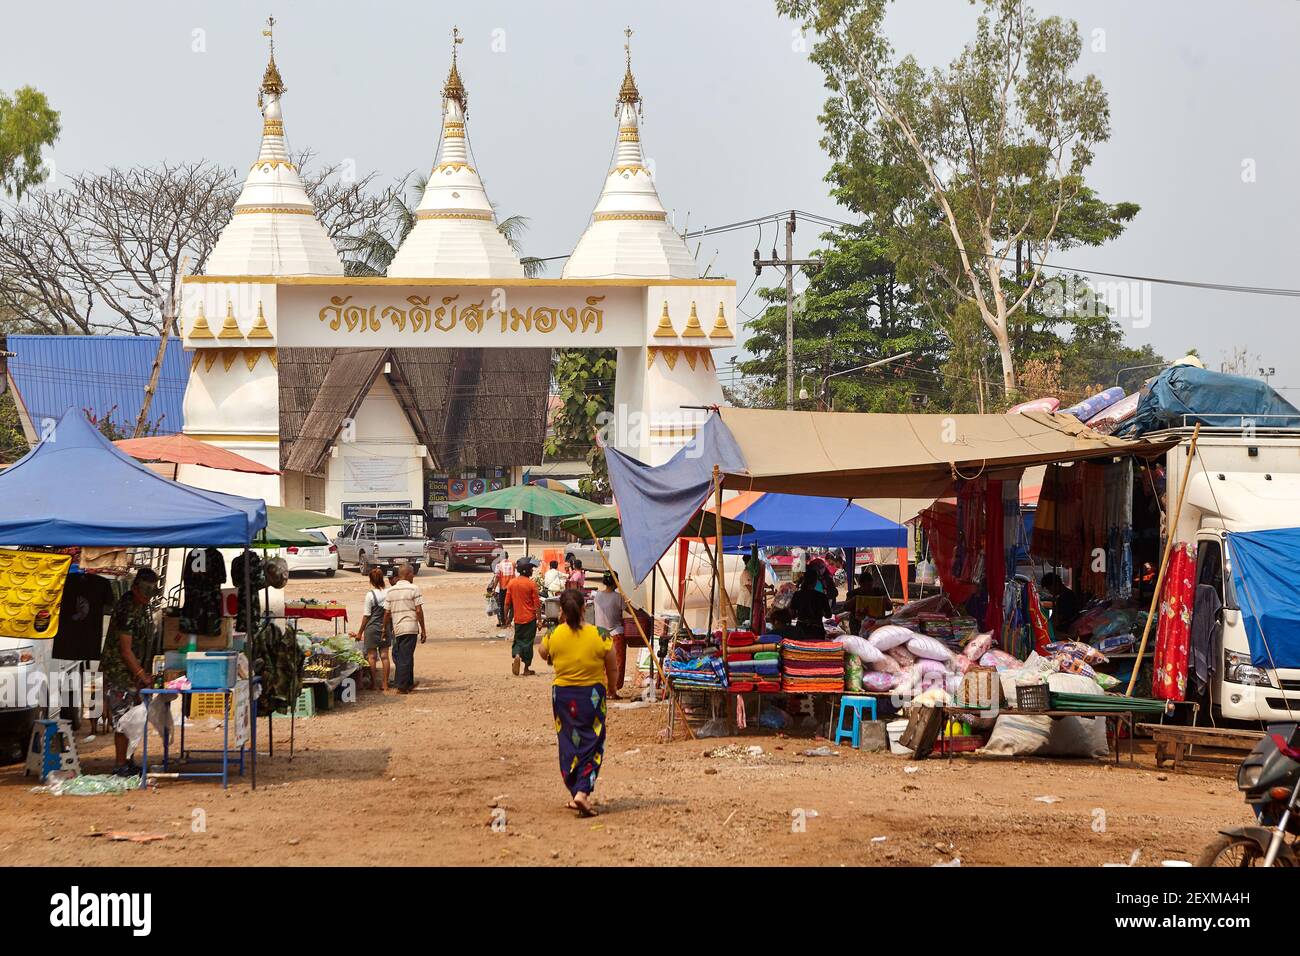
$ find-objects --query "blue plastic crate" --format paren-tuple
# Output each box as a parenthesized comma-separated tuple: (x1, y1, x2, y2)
(187, 651, 238, 690)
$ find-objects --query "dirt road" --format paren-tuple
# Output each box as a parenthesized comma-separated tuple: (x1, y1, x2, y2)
(0, 566, 1249, 866)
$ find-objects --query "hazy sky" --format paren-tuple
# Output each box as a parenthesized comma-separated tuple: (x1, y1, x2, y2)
(5, 0, 1299, 392)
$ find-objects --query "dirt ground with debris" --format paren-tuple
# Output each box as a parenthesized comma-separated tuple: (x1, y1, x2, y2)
(0, 566, 1251, 867)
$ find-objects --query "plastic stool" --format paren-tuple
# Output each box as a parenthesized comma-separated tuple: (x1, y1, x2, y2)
(833, 695, 878, 749)
(24, 719, 80, 781)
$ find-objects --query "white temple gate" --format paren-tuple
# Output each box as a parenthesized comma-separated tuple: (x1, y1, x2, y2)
(180, 26, 730, 516)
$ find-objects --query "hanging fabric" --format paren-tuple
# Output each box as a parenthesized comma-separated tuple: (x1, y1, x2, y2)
(984, 480, 1005, 633)
(1152, 542, 1196, 700)
(1104, 461, 1135, 600)
(180, 547, 227, 636)
(231, 551, 266, 629)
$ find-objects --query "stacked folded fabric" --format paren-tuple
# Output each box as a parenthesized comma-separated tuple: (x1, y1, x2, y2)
(666, 653, 728, 690)
(780, 638, 845, 693)
(724, 630, 782, 692)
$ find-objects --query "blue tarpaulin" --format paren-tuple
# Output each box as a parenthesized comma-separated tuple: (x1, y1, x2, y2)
(1119, 366, 1300, 436)
(604, 416, 747, 584)
(0, 409, 267, 547)
(720, 493, 906, 552)
(1226, 528, 1300, 669)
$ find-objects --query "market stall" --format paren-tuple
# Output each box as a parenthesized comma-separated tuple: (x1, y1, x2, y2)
(0, 409, 269, 787)
(606, 407, 1184, 752)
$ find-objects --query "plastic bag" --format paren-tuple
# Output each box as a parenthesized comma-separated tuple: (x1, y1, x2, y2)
(907, 635, 954, 661)
(118, 697, 175, 760)
(836, 634, 884, 664)
(868, 624, 916, 651)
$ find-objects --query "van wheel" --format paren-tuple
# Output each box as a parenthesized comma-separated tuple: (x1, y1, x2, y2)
(359, 553, 370, 575)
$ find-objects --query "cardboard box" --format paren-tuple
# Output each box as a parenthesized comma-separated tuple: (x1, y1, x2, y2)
(162, 613, 232, 650)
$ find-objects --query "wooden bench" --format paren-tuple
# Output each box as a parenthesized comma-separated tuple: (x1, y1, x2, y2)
(1139, 723, 1263, 771)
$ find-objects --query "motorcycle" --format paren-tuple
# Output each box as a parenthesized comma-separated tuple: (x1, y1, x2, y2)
(1199, 721, 1300, 867)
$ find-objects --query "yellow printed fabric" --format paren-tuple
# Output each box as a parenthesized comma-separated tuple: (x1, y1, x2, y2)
(542, 622, 612, 687)
(0, 550, 72, 639)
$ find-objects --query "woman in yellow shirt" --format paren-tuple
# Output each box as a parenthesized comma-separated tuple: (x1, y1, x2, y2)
(539, 589, 618, 816)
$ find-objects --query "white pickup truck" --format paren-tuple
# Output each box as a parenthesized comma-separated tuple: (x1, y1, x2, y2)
(1158, 424, 1300, 724)
(333, 508, 426, 576)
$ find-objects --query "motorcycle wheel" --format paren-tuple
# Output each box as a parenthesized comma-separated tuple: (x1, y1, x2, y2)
(1197, 834, 1293, 867)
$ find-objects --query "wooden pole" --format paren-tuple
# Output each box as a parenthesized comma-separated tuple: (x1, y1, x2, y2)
(1126, 424, 1201, 696)
(714, 467, 735, 627)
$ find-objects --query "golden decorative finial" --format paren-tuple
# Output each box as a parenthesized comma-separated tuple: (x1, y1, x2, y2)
(443, 25, 468, 114)
(258, 15, 285, 108)
(709, 301, 734, 339)
(681, 301, 707, 338)
(617, 26, 642, 116)
(653, 301, 677, 338)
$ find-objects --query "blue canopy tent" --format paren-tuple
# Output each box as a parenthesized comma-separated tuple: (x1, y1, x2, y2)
(0, 409, 266, 546)
(0, 409, 268, 785)
(716, 492, 907, 552)
(1226, 528, 1300, 670)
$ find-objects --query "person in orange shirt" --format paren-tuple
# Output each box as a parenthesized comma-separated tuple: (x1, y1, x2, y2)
(506, 557, 541, 676)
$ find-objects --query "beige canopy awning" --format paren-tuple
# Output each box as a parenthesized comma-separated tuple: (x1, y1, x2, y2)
(716, 407, 1175, 499)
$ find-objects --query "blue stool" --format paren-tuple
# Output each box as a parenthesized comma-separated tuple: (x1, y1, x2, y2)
(833, 695, 878, 749)
(24, 718, 80, 781)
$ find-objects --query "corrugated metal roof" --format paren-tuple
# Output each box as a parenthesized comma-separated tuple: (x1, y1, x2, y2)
(4, 335, 190, 436)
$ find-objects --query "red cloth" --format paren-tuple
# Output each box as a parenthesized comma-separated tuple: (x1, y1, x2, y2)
(1027, 581, 1052, 654)
(285, 605, 347, 622)
(918, 501, 978, 606)
(984, 480, 1005, 633)
(1153, 542, 1196, 701)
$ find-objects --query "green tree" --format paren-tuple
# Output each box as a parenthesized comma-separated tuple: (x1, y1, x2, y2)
(0, 86, 59, 199)
(779, 0, 1137, 395)
(740, 230, 944, 410)
(543, 348, 615, 494)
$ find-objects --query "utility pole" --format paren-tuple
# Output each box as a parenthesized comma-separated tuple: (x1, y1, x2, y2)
(754, 211, 823, 410)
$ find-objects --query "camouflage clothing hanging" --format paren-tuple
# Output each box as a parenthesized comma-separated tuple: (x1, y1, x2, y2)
(179, 547, 226, 636)
(251, 620, 303, 714)
(231, 551, 266, 630)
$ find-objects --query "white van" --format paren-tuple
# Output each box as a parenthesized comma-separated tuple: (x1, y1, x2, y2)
(1158, 425, 1300, 723)
(0, 635, 83, 763)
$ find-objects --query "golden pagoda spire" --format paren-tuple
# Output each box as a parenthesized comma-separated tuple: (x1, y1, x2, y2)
(443, 25, 468, 114)
(258, 15, 285, 108)
(617, 26, 642, 116)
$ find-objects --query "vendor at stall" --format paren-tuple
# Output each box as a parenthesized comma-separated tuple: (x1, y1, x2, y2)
(100, 567, 159, 777)
(1040, 572, 1082, 632)
(789, 570, 832, 639)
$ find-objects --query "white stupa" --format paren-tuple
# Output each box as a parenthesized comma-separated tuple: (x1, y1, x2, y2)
(387, 33, 525, 279)
(563, 34, 698, 280)
(205, 32, 343, 276)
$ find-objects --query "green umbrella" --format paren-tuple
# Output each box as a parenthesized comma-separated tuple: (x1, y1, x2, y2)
(559, 504, 754, 539)
(256, 506, 342, 548)
(447, 483, 603, 518)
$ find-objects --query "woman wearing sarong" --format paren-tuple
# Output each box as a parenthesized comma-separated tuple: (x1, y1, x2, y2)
(539, 589, 618, 816)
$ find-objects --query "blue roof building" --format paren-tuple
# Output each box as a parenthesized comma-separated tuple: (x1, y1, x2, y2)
(2, 335, 190, 442)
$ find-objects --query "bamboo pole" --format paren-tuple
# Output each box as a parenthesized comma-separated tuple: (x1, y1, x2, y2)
(1126, 424, 1201, 696)
(711, 466, 735, 628)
